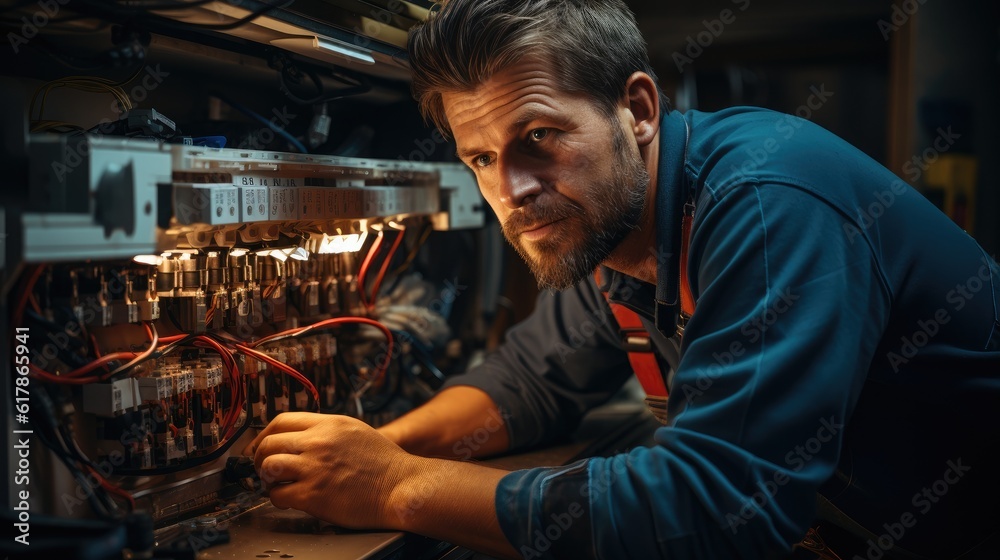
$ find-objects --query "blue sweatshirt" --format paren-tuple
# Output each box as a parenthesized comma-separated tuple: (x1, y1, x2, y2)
(443, 107, 1000, 559)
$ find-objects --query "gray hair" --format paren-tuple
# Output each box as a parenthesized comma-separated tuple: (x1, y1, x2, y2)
(407, 0, 670, 137)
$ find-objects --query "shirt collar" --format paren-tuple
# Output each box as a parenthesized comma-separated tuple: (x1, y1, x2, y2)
(602, 109, 690, 336)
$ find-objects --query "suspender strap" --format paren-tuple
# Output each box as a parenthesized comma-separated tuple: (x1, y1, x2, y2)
(594, 201, 697, 424)
(677, 198, 696, 336)
(595, 269, 670, 423)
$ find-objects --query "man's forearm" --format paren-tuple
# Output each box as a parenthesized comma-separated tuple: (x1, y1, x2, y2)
(389, 456, 518, 559)
(377, 385, 511, 459)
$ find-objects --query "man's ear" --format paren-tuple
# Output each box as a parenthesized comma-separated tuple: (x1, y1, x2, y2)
(622, 72, 660, 148)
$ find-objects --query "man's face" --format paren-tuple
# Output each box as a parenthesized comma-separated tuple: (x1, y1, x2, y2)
(442, 57, 650, 290)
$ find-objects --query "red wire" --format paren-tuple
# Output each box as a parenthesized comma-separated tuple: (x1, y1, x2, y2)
(356, 231, 384, 310)
(30, 365, 97, 385)
(28, 293, 41, 314)
(234, 344, 320, 406)
(368, 228, 406, 311)
(83, 464, 135, 512)
(13, 265, 45, 327)
(177, 334, 241, 437)
(32, 318, 159, 383)
(252, 317, 393, 385)
(28, 352, 140, 384)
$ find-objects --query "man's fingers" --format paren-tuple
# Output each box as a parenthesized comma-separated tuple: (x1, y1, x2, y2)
(258, 454, 303, 487)
(244, 411, 326, 455)
(267, 479, 305, 511)
(253, 431, 304, 473)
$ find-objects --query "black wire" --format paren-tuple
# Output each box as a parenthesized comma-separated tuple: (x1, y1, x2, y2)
(276, 61, 371, 105)
(360, 341, 401, 413)
(35, 427, 116, 517)
(176, 0, 294, 31)
(406, 336, 447, 384)
(54, 424, 124, 514)
(113, 0, 220, 12)
(30, 387, 120, 518)
(111, 378, 252, 476)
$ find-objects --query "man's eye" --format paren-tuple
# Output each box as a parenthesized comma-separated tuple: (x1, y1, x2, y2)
(529, 129, 549, 142)
(475, 154, 493, 168)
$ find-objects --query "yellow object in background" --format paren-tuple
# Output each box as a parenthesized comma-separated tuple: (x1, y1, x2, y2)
(923, 154, 978, 233)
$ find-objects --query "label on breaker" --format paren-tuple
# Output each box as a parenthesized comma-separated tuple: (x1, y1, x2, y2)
(138, 376, 173, 401)
(239, 184, 269, 222)
(336, 189, 365, 217)
(299, 188, 325, 220)
(174, 184, 240, 225)
(269, 186, 299, 221)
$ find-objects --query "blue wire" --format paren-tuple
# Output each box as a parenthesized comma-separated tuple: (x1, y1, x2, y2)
(215, 94, 308, 154)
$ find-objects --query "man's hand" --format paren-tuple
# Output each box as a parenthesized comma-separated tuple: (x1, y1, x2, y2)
(243, 410, 519, 559)
(244, 412, 416, 530)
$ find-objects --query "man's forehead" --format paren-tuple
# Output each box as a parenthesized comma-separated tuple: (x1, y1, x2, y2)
(442, 59, 554, 115)
(441, 58, 598, 141)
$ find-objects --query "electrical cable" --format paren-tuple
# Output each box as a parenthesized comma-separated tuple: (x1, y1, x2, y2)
(356, 231, 384, 310)
(29, 353, 139, 384)
(13, 265, 45, 328)
(28, 65, 144, 131)
(111, 381, 252, 476)
(368, 226, 406, 311)
(212, 92, 308, 153)
(390, 222, 432, 277)
(276, 63, 371, 105)
(171, 0, 294, 31)
(120, 0, 220, 12)
(249, 317, 394, 404)
(101, 321, 159, 378)
(233, 344, 320, 407)
(29, 329, 201, 385)
(30, 387, 121, 519)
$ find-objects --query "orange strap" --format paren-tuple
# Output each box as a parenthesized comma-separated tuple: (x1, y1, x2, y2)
(595, 208, 697, 404)
(595, 269, 668, 399)
(678, 207, 696, 331)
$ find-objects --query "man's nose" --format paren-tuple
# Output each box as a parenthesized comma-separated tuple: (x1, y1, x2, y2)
(498, 160, 543, 210)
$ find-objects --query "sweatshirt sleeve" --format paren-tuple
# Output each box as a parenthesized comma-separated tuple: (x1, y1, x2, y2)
(441, 274, 634, 451)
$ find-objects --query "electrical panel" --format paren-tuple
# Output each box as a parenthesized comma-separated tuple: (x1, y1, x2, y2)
(0, 1, 495, 558)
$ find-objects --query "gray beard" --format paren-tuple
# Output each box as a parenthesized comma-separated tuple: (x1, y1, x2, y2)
(503, 121, 650, 290)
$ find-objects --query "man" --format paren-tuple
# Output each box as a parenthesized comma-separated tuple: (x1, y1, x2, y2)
(247, 1, 1000, 558)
